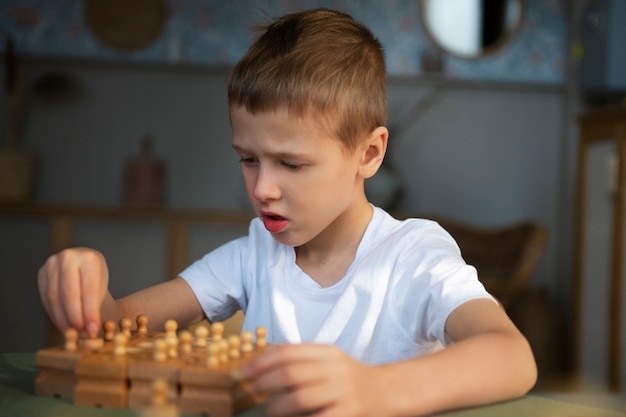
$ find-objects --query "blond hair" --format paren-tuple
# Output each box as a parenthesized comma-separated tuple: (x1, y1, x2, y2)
(228, 8, 386, 151)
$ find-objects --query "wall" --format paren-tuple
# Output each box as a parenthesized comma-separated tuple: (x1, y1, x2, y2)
(0, 0, 570, 353)
(1, 0, 566, 83)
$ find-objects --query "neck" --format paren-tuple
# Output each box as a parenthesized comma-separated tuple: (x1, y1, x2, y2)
(295, 200, 373, 287)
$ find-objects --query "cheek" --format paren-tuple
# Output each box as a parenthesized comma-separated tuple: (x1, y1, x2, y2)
(241, 171, 257, 196)
(330, 159, 359, 188)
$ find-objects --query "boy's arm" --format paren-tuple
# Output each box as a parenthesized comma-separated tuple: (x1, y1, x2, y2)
(375, 298, 537, 416)
(112, 276, 206, 331)
(243, 298, 536, 417)
(39, 248, 206, 335)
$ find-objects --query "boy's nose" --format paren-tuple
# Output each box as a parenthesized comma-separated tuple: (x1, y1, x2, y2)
(252, 169, 281, 201)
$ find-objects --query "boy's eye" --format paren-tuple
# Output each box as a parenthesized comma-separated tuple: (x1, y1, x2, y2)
(281, 161, 301, 170)
(238, 157, 258, 166)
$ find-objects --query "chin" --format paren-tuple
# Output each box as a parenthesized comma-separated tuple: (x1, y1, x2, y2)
(268, 231, 305, 248)
(271, 235, 299, 247)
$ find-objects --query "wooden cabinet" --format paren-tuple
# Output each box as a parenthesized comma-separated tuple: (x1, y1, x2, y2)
(574, 104, 626, 392)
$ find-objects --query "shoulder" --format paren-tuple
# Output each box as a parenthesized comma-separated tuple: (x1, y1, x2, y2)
(370, 207, 460, 255)
(372, 206, 446, 232)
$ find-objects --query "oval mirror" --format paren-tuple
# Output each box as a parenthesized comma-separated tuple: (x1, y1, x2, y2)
(420, 0, 524, 58)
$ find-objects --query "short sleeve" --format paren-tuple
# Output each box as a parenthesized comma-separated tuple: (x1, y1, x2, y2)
(179, 236, 249, 322)
(391, 221, 495, 346)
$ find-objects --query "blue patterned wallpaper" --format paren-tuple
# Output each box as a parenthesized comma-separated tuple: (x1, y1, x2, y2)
(0, 0, 566, 84)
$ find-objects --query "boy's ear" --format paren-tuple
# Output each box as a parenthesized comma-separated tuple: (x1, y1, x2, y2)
(359, 126, 388, 179)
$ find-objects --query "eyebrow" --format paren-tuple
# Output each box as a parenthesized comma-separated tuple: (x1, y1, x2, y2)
(232, 145, 310, 161)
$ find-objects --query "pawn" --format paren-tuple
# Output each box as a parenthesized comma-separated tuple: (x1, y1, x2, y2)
(119, 317, 132, 338)
(210, 322, 224, 342)
(64, 328, 78, 351)
(151, 378, 168, 407)
(165, 321, 178, 359)
(113, 333, 127, 356)
(207, 343, 220, 368)
(164, 320, 177, 342)
(153, 339, 167, 362)
(167, 345, 178, 360)
(80, 329, 104, 350)
(194, 325, 208, 348)
(218, 339, 229, 364)
(103, 320, 116, 342)
(240, 331, 253, 356)
(178, 330, 192, 355)
(139, 378, 178, 417)
(228, 335, 241, 360)
(255, 326, 267, 351)
(136, 314, 149, 335)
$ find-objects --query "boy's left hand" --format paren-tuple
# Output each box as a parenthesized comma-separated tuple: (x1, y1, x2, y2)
(243, 344, 384, 417)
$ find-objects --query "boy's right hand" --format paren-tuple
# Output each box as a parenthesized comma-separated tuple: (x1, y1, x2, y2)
(37, 248, 110, 336)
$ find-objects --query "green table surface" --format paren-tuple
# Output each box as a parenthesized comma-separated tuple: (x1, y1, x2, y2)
(1, 353, 625, 417)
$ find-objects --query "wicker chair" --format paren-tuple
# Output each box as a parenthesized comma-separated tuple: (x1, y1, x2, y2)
(429, 216, 548, 307)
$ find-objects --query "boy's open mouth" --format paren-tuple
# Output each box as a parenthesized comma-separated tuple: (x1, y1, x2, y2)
(262, 214, 288, 233)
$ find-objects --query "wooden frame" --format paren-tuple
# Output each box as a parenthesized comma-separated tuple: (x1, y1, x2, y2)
(573, 104, 626, 391)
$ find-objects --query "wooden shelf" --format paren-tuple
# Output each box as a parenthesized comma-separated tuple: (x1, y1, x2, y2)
(0, 202, 255, 280)
(0, 202, 254, 223)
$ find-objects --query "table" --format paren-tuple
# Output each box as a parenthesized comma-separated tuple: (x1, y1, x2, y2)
(1, 353, 625, 417)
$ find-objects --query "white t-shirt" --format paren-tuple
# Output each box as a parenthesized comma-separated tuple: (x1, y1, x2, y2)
(180, 206, 493, 365)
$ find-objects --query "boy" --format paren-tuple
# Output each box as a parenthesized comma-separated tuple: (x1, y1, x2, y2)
(38, 8, 536, 417)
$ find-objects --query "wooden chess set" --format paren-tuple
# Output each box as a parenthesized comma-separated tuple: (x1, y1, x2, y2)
(35, 314, 269, 416)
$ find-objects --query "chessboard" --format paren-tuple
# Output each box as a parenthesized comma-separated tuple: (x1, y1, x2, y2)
(35, 314, 269, 417)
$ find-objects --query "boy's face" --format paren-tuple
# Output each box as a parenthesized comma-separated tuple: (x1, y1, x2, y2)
(231, 106, 368, 248)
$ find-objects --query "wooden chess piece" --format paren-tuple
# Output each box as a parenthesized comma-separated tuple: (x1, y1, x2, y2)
(218, 339, 229, 364)
(240, 331, 253, 357)
(139, 378, 178, 417)
(64, 328, 78, 351)
(194, 325, 208, 348)
(113, 333, 127, 356)
(103, 320, 116, 342)
(164, 320, 178, 359)
(151, 378, 168, 407)
(120, 317, 132, 338)
(210, 322, 224, 342)
(207, 343, 219, 368)
(164, 320, 177, 343)
(136, 314, 149, 335)
(255, 326, 267, 351)
(79, 328, 104, 350)
(153, 339, 167, 362)
(178, 330, 192, 355)
(228, 335, 240, 360)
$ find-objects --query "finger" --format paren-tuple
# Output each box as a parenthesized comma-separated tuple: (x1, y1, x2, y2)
(252, 360, 328, 395)
(247, 344, 336, 377)
(79, 253, 108, 336)
(58, 252, 85, 331)
(38, 259, 70, 331)
(51, 271, 72, 331)
(265, 383, 336, 417)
